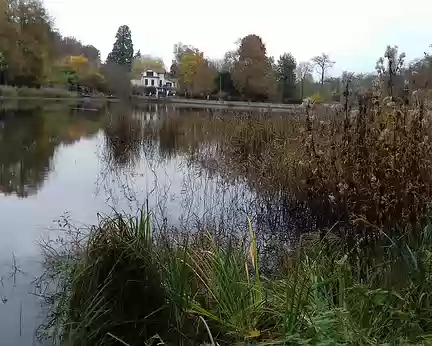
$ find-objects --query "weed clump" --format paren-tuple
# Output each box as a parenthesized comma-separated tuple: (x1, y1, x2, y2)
(40, 211, 170, 346)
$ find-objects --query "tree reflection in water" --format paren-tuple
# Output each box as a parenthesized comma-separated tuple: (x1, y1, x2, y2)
(0, 106, 104, 197)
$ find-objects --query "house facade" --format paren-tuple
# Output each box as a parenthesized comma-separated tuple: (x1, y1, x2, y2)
(131, 68, 177, 96)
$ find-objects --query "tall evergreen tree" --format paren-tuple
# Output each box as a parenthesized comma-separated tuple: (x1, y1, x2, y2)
(107, 25, 134, 71)
(276, 53, 297, 101)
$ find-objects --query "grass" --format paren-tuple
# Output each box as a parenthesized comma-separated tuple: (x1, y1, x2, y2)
(38, 207, 432, 346)
(0, 85, 79, 98)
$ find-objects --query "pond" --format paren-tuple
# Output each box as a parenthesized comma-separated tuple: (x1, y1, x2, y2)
(0, 102, 307, 345)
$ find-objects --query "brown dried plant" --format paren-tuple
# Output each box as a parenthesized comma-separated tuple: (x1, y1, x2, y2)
(303, 71, 432, 236)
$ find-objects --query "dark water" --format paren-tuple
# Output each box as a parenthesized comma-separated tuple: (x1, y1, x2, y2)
(0, 103, 261, 345)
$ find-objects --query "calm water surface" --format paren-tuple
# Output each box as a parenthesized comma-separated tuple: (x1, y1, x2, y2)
(0, 102, 311, 345)
(0, 103, 259, 345)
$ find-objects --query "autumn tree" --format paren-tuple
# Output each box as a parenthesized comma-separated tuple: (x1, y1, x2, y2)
(52, 36, 100, 63)
(132, 55, 165, 78)
(100, 62, 131, 99)
(107, 25, 134, 71)
(312, 53, 335, 90)
(179, 50, 216, 96)
(170, 42, 196, 78)
(276, 53, 297, 101)
(1, 0, 54, 86)
(295, 61, 312, 99)
(0, 0, 103, 88)
(232, 34, 275, 101)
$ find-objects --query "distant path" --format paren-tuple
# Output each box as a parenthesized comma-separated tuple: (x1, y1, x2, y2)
(133, 96, 339, 111)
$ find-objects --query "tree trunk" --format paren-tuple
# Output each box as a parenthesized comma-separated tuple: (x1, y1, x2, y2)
(321, 69, 324, 90)
(301, 80, 304, 99)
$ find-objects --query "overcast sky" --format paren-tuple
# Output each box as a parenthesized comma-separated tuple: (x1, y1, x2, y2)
(43, 0, 431, 76)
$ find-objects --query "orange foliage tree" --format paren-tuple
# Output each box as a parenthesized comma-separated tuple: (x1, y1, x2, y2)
(232, 35, 276, 101)
(179, 50, 216, 97)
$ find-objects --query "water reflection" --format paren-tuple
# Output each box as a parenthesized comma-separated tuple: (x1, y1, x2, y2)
(0, 103, 320, 345)
(0, 105, 106, 346)
(104, 109, 143, 169)
(0, 107, 105, 198)
(98, 105, 305, 257)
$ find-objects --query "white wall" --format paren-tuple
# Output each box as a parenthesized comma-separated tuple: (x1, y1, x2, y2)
(131, 70, 177, 89)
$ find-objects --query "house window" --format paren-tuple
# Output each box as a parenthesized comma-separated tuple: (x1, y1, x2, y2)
(167, 82, 172, 87)
(145, 79, 148, 86)
(151, 79, 154, 86)
(146, 71, 154, 77)
(159, 79, 162, 87)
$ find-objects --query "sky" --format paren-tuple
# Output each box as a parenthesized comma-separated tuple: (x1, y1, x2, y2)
(43, 0, 431, 76)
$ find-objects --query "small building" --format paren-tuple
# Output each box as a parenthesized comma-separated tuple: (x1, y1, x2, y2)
(131, 68, 177, 96)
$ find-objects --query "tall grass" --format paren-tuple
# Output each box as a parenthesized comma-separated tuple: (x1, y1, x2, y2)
(138, 78, 432, 238)
(38, 209, 432, 345)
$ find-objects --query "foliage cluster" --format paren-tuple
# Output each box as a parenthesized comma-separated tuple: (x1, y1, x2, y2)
(0, 0, 135, 98)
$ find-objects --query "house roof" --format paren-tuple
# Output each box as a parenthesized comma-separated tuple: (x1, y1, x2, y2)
(145, 67, 166, 74)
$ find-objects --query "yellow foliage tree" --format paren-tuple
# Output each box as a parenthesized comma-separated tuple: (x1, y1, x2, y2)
(179, 50, 216, 96)
(66, 55, 90, 74)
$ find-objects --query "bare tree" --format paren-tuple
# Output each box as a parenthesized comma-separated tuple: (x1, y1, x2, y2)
(295, 61, 312, 99)
(312, 53, 335, 90)
(221, 50, 238, 72)
(209, 58, 224, 72)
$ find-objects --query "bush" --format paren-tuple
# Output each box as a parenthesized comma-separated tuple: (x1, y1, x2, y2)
(17, 87, 77, 98)
(0, 85, 78, 98)
(310, 92, 325, 102)
(0, 85, 18, 97)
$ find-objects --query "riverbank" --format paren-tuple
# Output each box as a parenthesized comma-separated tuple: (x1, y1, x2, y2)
(0, 97, 115, 112)
(39, 209, 432, 346)
(132, 95, 325, 111)
(0, 85, 122, 103)
(0, 86, 330, 112)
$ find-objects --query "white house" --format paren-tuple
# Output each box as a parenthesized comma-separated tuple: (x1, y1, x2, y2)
(131, 68, 177, 95)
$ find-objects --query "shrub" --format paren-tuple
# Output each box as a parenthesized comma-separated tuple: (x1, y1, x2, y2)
(310, 92, 325, 102)
(17, 87, 77, 98)
(0, 85, 18, 97)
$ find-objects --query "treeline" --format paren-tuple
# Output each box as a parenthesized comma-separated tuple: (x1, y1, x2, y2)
(0, 0, 135, 97)
(169, 38, 432, 102)
(167, 36, 361, 102)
